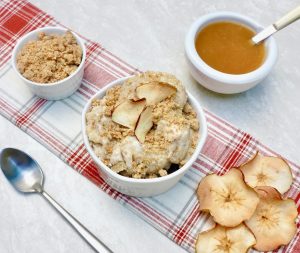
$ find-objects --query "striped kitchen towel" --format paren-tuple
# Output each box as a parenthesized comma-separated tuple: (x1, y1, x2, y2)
(0, 1, 299, 252)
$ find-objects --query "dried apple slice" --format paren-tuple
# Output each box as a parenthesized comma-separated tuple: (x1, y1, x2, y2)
(254, 186, 282, 200)
(135, 107, 153, 143)
(112, 99, 146, 129)
(195, 224, 256, 253)
(197, 168, 259, 227)
(240, 152, 293, 194)
(245, 189, 297, 251)
(136, 83, 176, 105)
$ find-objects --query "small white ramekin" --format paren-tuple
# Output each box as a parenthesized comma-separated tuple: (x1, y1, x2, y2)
(185, 12, 278, 94)
(11, 27, 86, 100)
(82, 77, 208, 197)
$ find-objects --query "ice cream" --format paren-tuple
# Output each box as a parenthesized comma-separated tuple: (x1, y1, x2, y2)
(86, 71, 199, 179)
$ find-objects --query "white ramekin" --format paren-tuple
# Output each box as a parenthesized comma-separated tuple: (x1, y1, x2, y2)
(11, 27, 86, 100)
(82, 77, 208, 197)
(185, 12, 278, 94)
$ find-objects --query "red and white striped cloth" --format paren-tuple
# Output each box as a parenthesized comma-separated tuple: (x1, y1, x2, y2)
(0, 1, 299, 252)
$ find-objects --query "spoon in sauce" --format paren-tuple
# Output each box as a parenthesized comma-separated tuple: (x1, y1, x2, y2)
(252, 5, 300, 44)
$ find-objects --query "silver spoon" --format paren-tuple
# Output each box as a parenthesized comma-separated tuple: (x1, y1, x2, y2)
(0, 148, 113, 253)
(252, 5, 300, 44)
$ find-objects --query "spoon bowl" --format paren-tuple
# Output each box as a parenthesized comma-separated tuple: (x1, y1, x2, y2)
(0, 147, 112, 253)
(0, 148, 43, 193)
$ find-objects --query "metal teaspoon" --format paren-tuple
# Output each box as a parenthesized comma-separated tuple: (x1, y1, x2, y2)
(0, 148, 113, 253)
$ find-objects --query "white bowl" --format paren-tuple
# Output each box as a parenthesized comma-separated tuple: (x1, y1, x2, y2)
(11, 27, 86, 100)
(185, 12, 278, 94)
(82, 77, 208, 197)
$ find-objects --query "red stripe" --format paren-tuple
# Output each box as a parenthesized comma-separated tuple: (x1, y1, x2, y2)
(173, 203, 199, 244)
(15, 98, 47, 126)
(0, 96, 19, 116)
(89, 49, 129, 77)
(287, 229, 300, 253)
(77, 88, 90, 99)
(79, 82, 96, 97)
(0, 1, 21, 22)
(29, 123, 70, 154)
(221, 132, 252, 173)
(192, 162, 211, 175)
(296, 193, 300, 203)
(296, 193, 300, 214)
(66, 144, 85, 164)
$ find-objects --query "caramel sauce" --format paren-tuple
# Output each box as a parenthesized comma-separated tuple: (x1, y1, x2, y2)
(195, 22, 265, 74)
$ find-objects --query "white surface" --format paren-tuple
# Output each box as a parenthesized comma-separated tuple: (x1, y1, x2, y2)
(185, 11, 278, 94)
(1, 1, 300, 252)
(11, 27, 86, 100)
(82, 77, 207, 197)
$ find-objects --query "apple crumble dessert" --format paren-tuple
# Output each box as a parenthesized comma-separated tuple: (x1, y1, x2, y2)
(17, 31, 82, 83)
(86, 71, 199, 179)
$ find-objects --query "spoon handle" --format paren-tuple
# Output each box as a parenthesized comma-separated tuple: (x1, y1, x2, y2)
(41, 190, 113, 253)
(274, 5, 300, 30)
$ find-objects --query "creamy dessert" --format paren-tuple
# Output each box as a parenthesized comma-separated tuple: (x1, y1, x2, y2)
(17, 31, 82, 83)
(86, 71, 199, 179)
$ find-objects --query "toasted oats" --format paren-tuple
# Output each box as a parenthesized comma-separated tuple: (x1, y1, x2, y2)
(17, 31, 82, 83)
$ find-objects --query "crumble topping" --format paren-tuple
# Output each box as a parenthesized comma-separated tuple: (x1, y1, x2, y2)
(17, 31, 82, 83)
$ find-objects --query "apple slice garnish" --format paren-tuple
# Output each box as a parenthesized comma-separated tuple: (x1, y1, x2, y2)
(239, 152, 293, 194)
(136, 83, 176, 105)
(195, 224, 256, 253)
(245, 186, 297, 251)
(135, 107, 153, 143)
(197, 168, 259, 227)
(254, 186, 282, 200)
(112, 99, 146, 129)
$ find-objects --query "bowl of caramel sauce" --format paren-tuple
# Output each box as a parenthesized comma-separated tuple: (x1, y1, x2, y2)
(185, 12, 277, 94)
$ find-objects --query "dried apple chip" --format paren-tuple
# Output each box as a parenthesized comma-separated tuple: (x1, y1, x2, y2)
(136, 83, 176, 105)
(195, 224, 256, 253)
(245, 189, 297, 251)
(240, 152, 293, 194)
(254, 186, 282, 200)
(135, 106, 153, 143)
(112, 99, 146, 129)
(197, 168, 259, 227)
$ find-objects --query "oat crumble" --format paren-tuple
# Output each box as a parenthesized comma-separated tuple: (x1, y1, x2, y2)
(17, 31, 82, 83)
